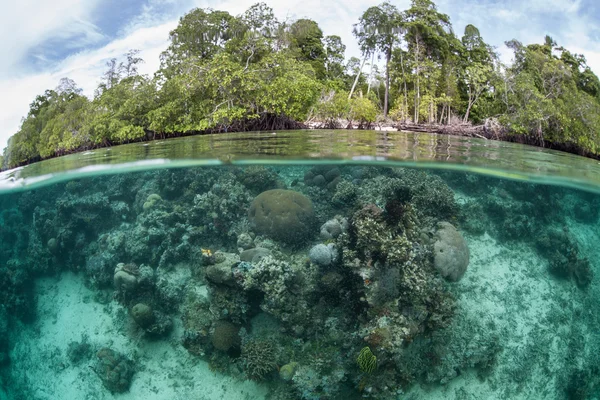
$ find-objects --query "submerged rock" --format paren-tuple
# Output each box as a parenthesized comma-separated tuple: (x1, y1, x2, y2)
(309, 244, 337, 267)
(433, 222, 469, 281)
(113, 263, 138, 291)
(240, 247, 272, 263)
(248, 189, 315, 244)
(93, 348, 135, 393)
(131, 303, 155, 329)
(236, 232, 254, 250)
(319, 216, 348, 240)
(205, 252, 240, 285)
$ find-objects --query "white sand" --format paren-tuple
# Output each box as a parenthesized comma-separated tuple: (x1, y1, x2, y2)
(7, 272, 268, 400)
(403, 211, 600, 399)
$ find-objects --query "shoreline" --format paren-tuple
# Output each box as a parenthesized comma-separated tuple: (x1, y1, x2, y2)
(3, 122, 599, 171)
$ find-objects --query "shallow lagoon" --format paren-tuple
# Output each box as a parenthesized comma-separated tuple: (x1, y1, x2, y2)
(0, 131, 599, 400)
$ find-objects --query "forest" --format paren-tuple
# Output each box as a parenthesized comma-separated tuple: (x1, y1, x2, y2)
(3, 0, 600, 169)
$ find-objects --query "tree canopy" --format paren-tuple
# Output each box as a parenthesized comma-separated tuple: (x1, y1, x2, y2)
(3, 0, 600, 169)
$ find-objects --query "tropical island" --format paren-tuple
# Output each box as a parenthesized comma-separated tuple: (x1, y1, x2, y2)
(2, 0, 600, 169)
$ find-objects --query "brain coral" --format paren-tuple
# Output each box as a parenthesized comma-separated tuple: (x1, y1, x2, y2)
(211, 320, 241, 352)
(248, 189, 316, 244)
(433, 222, 470, 281)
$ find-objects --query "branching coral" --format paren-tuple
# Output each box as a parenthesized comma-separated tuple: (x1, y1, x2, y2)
(241, 340, 278, 381)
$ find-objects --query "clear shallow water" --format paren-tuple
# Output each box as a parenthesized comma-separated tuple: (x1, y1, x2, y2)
(0, 131, 599, 400)
(3, 130, 600, 194)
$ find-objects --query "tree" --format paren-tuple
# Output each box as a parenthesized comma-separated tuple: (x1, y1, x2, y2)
(405, 0, 452, 123)
(287, 19, 326, 79)
(353, 3, 402, 116)
(160, 8, 238, 74)
(459, 25, 495, 122)
(324, 35, 346, 82)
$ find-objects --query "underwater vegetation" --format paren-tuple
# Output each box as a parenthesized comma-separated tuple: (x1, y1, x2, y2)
(0, 165, 599, 399)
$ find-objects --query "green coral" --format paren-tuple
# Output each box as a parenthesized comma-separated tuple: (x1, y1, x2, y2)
(357, 346, 377, 374)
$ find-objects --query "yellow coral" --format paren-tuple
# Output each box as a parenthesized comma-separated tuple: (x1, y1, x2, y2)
(357, 346, 377, 374)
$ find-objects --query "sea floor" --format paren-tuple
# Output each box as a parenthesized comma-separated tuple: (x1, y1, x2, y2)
(3, 200, 600, 400)
(5, 272, 268, 400)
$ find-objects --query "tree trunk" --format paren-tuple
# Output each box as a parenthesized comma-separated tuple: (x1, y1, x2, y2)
(384, 49, 391, 117)
(367, 51, 375, 95)
(414, 35, 421, 124)
(400, 48, 408, 122)
(349, 55, 368, 100)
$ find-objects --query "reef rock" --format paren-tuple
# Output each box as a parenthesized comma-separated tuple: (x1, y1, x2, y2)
(237, 232, 254, 250)
(113, 263, 138, 291)
(94, 348, 135, 393)
(319, 216, 348, 240)
(240, 247, 272, 263)
(433, 222, 469, 281)
(205, 252, 240, 286)
(131, 303, 155, 329)
(248, 189, 316, 244)
(309, 244, 337, 267)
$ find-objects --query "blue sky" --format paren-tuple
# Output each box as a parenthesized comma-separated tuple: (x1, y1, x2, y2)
(1, 0, 599, 149)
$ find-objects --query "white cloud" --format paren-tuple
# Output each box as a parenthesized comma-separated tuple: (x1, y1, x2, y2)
(0, 0, 104, 78)
(0, 20, 174, 150)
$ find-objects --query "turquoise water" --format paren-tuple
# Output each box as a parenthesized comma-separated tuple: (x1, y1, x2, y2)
(1, 132, 600, 399)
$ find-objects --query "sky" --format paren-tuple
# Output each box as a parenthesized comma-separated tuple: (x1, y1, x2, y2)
(1, 0, 599, 150)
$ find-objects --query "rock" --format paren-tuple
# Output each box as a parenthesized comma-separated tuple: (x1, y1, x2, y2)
(131, 303, 155, 329)
(313, 175, 326, 187)
(47, 238, 58, 253)
(237, 233, 254, 250)
(94, 348, 135, 393)
(304, 166, 341, 190)
(205, 252, 240, 285)
(248, 189, 316, 244)
(309, 244, 337, 267)
(142, 193, 162, 211)
(240, 247, 272, 263)
(433, 222, 469, 281)
(279, 362, 299, 381)
(113, 263, 138, 291)
(319, 216, 348, 240)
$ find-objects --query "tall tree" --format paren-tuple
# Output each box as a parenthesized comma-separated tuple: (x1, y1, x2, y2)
(160, 8, 238, 74)
(460, 25, 494, 122)
(405, 0, 452, 123)
(288, 19, 326, 79)
(324, 35, 346, 81)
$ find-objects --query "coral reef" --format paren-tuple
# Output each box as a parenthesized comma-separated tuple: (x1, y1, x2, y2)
(2, 165, 597, 400)
(211, 320, 241, 352)
(241, 340, 278, 381)
(357, 347, 377, 374)
(93, 348, 135, 393)
(248, 189, 316, 244)
(308, 243, 337, 267)
(433, 221, 470, 281)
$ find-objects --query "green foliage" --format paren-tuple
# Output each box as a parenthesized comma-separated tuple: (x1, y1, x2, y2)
(349, 97, 378, 128)
(315, 90, 351, 127)
(4, 0, 600, 168)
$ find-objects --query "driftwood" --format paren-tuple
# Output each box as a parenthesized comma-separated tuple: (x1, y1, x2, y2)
(397, 118, 506, 140)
